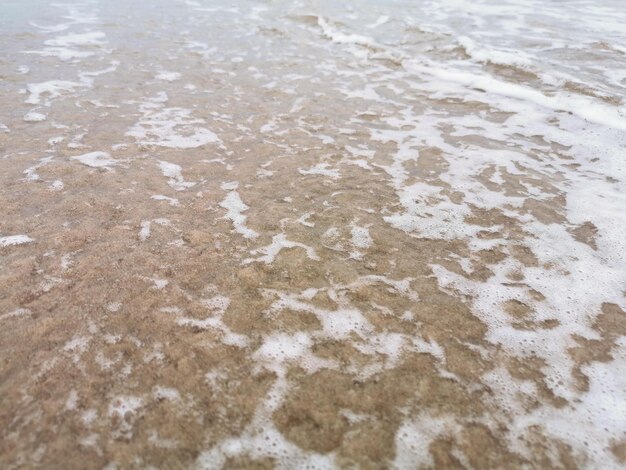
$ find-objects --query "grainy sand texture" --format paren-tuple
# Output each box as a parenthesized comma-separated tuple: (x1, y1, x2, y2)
(1, 0, 626, 468)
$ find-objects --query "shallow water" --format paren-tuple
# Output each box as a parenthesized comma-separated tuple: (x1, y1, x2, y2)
(1, 0, 626, 468)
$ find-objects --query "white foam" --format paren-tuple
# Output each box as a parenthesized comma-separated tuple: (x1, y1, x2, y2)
(219, 190, 259, 239)
(22, 30, 106, 62)
(49, 180, 64, 191)
(26, 80, 87, 105)
(317, 16, 378, 53)
(151, 194, 180, 206)
(0, 235, 34, 247)
(406, 59, 626, 132)
(298, 162, 341, 179)
(23, 47, 94, 61)
(155, 71, 181, 82)
(63, 336, 90, 354)
(108, 396, 143, 418)
(220, 181, 238, 191)
(107, 302, 121, 313)
(350, 223, 373, 249)
(23, 112, 47, 122)
(23, 156, 54, 181)
(458, 35, 534, 70)
(345, 145, 375, 159)
(393, 416, 459, 468)
(65, 390, 79, 411)
(24, 63, 115, 106)
(71, 151, 118, 169)
(266, 290, 372, 340)
(45, 31, 106, 47)
(254, 332, 312, 364)
(367, 15, 390, 29)
(152, 386, 181, 401)
(158, 160, 195, 191)
(127, 93, 222, 149)
(176, 295, 248, 347)
(297, 212, 315, 228)
(0, 308, 32, 321)
(244, 233, 319, 264)
(153, 279, 168, 290)
(139, 221, 151, 241)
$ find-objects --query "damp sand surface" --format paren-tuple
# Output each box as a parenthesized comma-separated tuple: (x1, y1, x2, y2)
(1, 0, 626, 468)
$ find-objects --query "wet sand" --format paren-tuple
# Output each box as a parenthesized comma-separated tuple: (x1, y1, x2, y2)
(1, 0, 626, 468)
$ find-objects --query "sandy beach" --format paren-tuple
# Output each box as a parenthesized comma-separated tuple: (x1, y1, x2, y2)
(1, 0, 626, 468)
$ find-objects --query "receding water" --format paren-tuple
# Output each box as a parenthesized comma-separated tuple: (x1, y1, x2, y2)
(1, 0, 626, 468)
